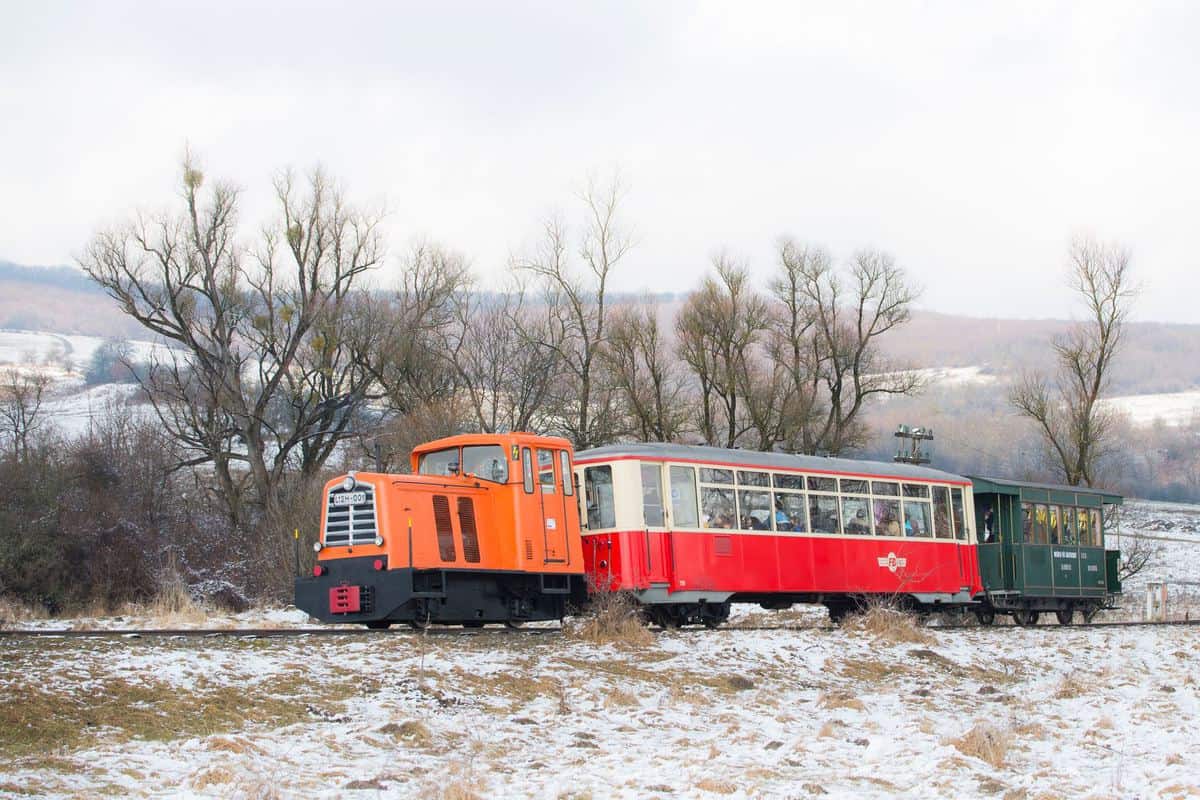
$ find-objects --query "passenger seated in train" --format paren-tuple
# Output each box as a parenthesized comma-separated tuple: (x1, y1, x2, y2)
(845, 508, 871, 534)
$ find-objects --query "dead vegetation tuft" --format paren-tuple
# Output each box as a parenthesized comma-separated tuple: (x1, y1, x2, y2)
(563, 589, 653, 648)
(1054, 674, 1088, 699)
(818, 691, 867, 712)
(841, 603, 934, 645)
(694, 777, 738, 794)
(378, 719, 433, 746)
(951, 721, 1012, 768)
(0, 596, 47, 628)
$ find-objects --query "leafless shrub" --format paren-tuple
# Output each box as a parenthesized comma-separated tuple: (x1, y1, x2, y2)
(564, 586, 653, 648)
(841, 602, 933, 645)
(951, 721, 1012, 768)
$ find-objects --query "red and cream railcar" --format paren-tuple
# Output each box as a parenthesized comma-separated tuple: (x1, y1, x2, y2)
(574, 443, 983, 626)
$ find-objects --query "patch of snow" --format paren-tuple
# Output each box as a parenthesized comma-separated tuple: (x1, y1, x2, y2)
(1102, 389, 1200, 427)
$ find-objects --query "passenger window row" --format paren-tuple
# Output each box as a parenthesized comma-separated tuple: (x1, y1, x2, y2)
(1021, 503, 1103, 547)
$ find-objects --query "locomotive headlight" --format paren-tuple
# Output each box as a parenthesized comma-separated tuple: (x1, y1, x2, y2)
(313, 541, 323, 553)
(374, 536, 384, 547)
(341, 475, 357, 492)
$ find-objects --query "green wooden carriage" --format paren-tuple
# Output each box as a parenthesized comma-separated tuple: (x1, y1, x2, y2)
(969, 476, 1122, 625)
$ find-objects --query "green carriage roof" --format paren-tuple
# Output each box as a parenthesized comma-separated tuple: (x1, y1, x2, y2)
(968, 476, 1123, 505)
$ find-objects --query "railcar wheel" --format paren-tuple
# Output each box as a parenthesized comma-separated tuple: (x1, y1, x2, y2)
(1013, 609, 1040, 627)
(1082, 604, 1100, 624)
(408, 619, 429, 630)
(1055, 607, 1074, 626)
(826, 604, 851, 624)
(504, 620, 525, 629)
(365, 621, 392, 630)
(974, 606, 996, 626)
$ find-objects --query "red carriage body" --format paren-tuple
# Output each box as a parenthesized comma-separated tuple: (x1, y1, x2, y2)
(574, 443, 984, 625)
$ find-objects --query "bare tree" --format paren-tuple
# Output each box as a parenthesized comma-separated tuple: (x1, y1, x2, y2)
(0, 369, 51, 462)
(676, 256, 771, 448)
(788, 244, 922, 455)
(515, 172, 633, 449)
(445, 277, 563, 434)
(603, 302, 690, 442)
(80, 155, 384, 527)
(1010, 235, 1135, 486)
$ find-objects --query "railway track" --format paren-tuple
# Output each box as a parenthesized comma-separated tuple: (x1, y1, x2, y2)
(2, 617, 1197, 639)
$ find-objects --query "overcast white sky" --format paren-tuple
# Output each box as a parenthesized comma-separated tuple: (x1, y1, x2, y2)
(1, 1, 1197, 321)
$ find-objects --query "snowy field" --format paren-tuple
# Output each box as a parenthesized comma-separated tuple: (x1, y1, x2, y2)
(1103, 390, 1200, 428)
(0, 329, 166, 373)
(1, 619, 1198, 799)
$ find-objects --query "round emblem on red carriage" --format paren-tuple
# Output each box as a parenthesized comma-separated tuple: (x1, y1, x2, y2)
(876, 552, 907, 573)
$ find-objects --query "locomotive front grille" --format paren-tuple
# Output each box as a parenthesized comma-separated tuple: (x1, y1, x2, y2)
(324, 483, 379, 546)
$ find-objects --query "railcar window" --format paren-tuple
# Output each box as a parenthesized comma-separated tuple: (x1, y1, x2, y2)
(1090, 509, 1101, 546)
(932, 486, 952, 539)
(807, 476, 837, 493)
(738, 490, 772, 530)
(701, 487, 736, 529)
(1033, 504, 1049, 544)
(522, 448, 534, 494)
(874, 498, 901, 536)
(419, 447, 459, 476)
(1021, 503, 1033, 543)
(559, 451, 573, 495)
(842, 496, 872, 535)
(1061, 506, 1077, 545)
(738, 471, 770, 487)
(904, 500, 934, 537)
(641, 464, 666, 527)
(1076, 508, 1090, 546)
(773, 492, 807, 532)
(461, 445, 508, 483)
(840, 478, 869, 494)
(774, 473, 805, 491)
(872, 481, 899, 496)
(670, 466, 700, 528)
(1048, 506, 1061, 544)
(700, 467, 734, 484)
(903, 483, 930, 498)
(809, 495, 840, 534)
(583, 466, 615, 529)
(951, 488, 967, 541)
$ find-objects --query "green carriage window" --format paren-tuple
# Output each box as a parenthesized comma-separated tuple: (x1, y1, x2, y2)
(1033, 504, 1049, 544)
(1061, 506, 1077, 545)
(1076, 508, 1091, 546)
(1048, 506, 1061, 544)
(1090, 509, 1102, 547)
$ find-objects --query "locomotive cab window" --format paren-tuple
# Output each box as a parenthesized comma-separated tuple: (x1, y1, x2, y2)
(461, 445, 508, 483)
(583, 466, 615, 529)
(537, 449, 556, 493)
(522, 447, 534, 494)
(419, 448, 460, 476)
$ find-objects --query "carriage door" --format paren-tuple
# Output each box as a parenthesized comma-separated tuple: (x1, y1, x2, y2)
(640, 463, 670, 583)
(536, 448, 569, 563)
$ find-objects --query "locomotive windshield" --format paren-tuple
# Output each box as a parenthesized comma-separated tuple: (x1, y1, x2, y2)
(419, 445, 509, 483)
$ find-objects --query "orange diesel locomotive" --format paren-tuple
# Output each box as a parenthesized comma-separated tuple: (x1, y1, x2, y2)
(294, 433, 587, 628)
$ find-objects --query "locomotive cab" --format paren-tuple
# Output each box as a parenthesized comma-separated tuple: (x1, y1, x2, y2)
(294, 433, 587, 628)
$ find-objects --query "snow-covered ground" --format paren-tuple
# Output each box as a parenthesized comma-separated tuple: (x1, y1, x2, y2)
(0, 329, 167, 372)
(1102, 390, 1200, 428)
(1, 620, 1197, 798)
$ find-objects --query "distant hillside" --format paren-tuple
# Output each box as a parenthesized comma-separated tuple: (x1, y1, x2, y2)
(0, 261, 142, 338)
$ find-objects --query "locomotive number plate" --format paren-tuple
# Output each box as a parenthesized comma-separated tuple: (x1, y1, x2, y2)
(332, 492, 366, 506)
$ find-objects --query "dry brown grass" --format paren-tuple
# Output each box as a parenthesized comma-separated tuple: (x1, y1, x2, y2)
(1054, 674, 1088, 699)
(694, 777, 738, 794)
(842, 604, 934, 645)
(440, 779, 483, 800)
(818, 690, 867, 712)
(564, 589, 653, 648)
(0, 596, 47, 628)
(951, 721, 1012, 768)
(378, 719, 433, 746)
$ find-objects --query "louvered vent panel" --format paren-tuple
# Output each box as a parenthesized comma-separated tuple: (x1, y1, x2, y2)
(457, 497, 481, 563)
(433, 495, 456, 562)
(524, 539, 534, 561)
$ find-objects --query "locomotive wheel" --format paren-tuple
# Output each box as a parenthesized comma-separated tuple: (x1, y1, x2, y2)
(365, 621, 392, 630)
(1013, 609, 1040, 627)
(1055, 607, 1075, 626)
(974, 606, 996, 626)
